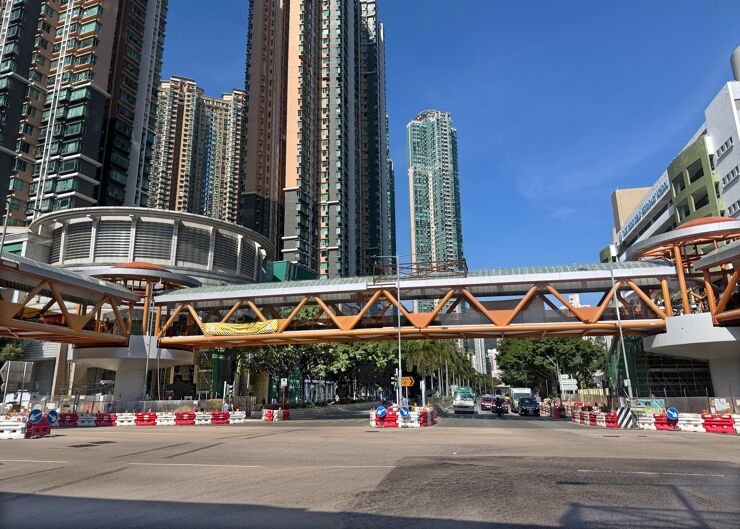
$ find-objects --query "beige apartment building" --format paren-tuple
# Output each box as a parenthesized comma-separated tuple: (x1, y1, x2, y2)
(149, 76, 246, 225)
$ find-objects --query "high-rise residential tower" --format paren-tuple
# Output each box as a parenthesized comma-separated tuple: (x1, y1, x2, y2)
(0, 0, 168, 226)
(407, 109, 464, 267)
(241, 0, 394, 278)
(358, 0, 393, 269)
(149, 76, 246, 224)
(0, 0, 53, 226)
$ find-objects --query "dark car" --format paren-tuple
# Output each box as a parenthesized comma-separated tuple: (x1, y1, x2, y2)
(480, 395, 494, 411)
(518, 397, 540, 416)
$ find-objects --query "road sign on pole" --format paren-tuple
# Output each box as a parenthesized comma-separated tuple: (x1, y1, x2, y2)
(401, 376, 414, 387)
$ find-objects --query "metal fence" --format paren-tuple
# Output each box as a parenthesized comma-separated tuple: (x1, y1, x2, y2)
(568, 391, 739, 414)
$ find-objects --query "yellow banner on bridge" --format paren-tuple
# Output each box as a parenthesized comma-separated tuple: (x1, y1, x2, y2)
(203, 320, 280, 336)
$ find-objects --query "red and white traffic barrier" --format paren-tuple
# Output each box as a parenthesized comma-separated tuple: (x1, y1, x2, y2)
(229, 411, 247, 424)
(95, 413, 116, 427)
(175, 412, 196, 425)
(77, 413, 96, 428)
(0, 418, 26, 439)
(211, 412, 230, 425)
(633, 412, 739, 434)
(195, 412, 212, 425)
(59, 413, 78, 427)
(370, 406, 436, 428)
(2, 407, 260, 438)
(701, 413, 736, 434)
(116, 413, 136, 426)
(25, 415, 51, 438)
(156, 413, 176, 426)
(261, 409, 291, 422)
(135, 412, 157, 426)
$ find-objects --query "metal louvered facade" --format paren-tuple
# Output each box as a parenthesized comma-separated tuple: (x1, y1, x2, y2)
(49, 227, 63, 264)
(95, 221, 131, 260)
(240, 242, 256, 278)
(214, 232, 239, 273)
(30, 207, 273, 285)
(64, 223, 93, 262)
(176, 225, 210, 267)
(134, 222, 174, 261)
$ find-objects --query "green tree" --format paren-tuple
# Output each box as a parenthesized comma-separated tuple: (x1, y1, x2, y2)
(497, 337, 606, 396)
(0, 338, 25, 364)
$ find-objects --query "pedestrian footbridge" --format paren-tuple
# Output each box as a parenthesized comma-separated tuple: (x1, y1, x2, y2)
(1, 217, 738, 351)
(153, 261, 676, 348)
(1, 216, 738, 396)
(0, 218, 740, 350)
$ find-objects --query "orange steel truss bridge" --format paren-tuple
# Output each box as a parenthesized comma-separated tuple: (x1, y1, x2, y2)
(0, 253, 139, 346)
(1, 218, 739, 350)
(152, 261, 677, 349)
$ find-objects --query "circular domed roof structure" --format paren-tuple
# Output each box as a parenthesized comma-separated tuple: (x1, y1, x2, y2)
(29, 207, 272, 286)
(626, 216, 740, 262)
(116, 261, 167, 271)
(677, 216, 735, 229)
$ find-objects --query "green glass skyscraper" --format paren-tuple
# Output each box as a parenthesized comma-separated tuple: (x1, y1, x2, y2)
(407, 109, 464, 268)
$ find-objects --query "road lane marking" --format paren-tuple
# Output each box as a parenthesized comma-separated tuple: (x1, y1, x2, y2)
(327, 465, 395, 469)
(660, 472, 726, 477)
(129, 463, 261, 469)
(0, 459, 68, 464)
(577, 469, 725, 477)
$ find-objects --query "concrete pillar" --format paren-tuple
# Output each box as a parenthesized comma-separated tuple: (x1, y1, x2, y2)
(251, 372, 269, 404)
(708, 357, 740, 397)
(113, 367, 146, 402)
(68, 362, 88, 395)
(50, 344, 69, 396)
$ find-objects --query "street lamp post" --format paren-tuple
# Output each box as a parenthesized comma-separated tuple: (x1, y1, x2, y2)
(396, 258, 403, 406)
(544, 354, 562, 401)
(610, 268, 633, 399)
(375, 254, 411, 406)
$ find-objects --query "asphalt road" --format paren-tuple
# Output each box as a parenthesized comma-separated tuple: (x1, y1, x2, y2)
(1, 411, 738, 528)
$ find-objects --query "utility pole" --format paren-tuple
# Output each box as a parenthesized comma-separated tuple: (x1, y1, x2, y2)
(396, 255, 402, 406)
(376, 254, 411, 406)
(610, 268, 633, 398)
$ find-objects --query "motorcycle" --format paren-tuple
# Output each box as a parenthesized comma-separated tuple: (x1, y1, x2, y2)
(494, 399, 508, 416)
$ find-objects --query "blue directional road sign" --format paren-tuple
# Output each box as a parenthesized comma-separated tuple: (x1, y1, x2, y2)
(399, 406, 409, 417)
(666, 407, 679, 421)
(47, 410, 59, 426)
(28, 409, 42, 424)
(376, 406, 387, 418)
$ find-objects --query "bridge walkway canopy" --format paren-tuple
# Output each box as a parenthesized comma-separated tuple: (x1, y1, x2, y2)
(153, 261, 678, 349)
(0, 252, 139, 346)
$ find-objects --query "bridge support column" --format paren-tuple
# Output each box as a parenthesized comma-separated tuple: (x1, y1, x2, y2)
(113, 367, 147, 402)
(643, 314, 740, 397)
(708, 357, 740, 397)
(50, 344, 70, 396)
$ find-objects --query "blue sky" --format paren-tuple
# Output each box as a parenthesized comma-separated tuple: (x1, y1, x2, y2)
(162, 0, 740, 270)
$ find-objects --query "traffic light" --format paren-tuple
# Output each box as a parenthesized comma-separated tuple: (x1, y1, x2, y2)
(224, 382, 234, 398)
(390, 375, 397, 388)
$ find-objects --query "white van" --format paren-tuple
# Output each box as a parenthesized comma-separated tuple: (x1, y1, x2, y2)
(452, 389, 475, 414)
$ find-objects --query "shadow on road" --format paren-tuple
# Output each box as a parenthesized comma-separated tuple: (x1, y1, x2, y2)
(1, 492, 736, 529)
